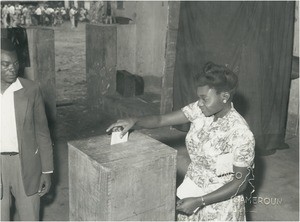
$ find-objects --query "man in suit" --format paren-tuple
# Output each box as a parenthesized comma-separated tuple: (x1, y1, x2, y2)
(1, 38, 53, 220)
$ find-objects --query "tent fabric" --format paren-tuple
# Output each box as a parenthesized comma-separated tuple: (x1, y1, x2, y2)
(173, 1, 294, 156)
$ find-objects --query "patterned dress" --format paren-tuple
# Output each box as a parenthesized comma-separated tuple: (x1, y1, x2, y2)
(177, 102, 255, 221)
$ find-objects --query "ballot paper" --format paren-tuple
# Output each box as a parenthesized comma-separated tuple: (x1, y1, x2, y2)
(110, 131, 129, 145)
(176, 177, 204, 199)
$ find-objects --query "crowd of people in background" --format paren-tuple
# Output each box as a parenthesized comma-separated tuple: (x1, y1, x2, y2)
(1, 3, 89, 28)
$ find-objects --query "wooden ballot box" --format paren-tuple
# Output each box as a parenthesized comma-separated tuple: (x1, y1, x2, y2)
(68, 131, 177, 221)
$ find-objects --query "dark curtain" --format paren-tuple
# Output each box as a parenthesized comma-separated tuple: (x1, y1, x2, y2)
(173, 1, 294, 156)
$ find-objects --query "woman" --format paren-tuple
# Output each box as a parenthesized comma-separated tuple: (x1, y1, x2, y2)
(107, 62, 255, 221)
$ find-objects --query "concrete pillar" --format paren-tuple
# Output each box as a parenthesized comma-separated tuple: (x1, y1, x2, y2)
(160, 1, 180, 114)
(84, 1, 90, 10)
(116, 24, 136, 74)
(24, 27, 56, 136)
(74, 0, 78, 8)
(86, 24, 117, 119)
(293, 1, 299, 57)
(64, 0, 69, 8)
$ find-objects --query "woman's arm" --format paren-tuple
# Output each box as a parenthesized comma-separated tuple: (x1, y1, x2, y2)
(106, 110, 189, 137)
(176, 165, 251, 215)
(199, 165, 250, 204)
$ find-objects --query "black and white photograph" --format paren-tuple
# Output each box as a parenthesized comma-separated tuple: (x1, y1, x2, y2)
(0, 0, 299, 221)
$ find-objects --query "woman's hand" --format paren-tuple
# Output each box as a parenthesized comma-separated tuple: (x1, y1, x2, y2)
(176, 197, 202, 216)
(106, 118, 138, 137)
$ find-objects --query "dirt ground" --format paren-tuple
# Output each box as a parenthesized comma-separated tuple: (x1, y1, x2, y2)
(54, 21, 114, 140)
(55, 21, 87, 103)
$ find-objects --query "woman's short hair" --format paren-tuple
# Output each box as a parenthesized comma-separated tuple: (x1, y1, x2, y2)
(195, 62, 238, 97)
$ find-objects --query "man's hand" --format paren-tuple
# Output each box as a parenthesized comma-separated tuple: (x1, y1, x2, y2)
(38, 173, 52, 197)
(176, 197, 202, 216)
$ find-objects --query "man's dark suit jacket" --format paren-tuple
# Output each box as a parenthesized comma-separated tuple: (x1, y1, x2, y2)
(3, 77, 54, 196)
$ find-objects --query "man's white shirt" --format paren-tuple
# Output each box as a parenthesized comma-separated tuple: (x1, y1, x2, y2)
(0, 78, 23, 153)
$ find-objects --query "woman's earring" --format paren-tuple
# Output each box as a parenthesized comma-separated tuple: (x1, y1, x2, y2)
(223, 100, 227, 103)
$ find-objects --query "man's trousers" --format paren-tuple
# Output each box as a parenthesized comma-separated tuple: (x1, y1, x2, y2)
(0, 154, 40, 221)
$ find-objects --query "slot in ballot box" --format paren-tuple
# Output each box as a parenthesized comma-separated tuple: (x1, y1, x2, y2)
(68, 131, 177, 221)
